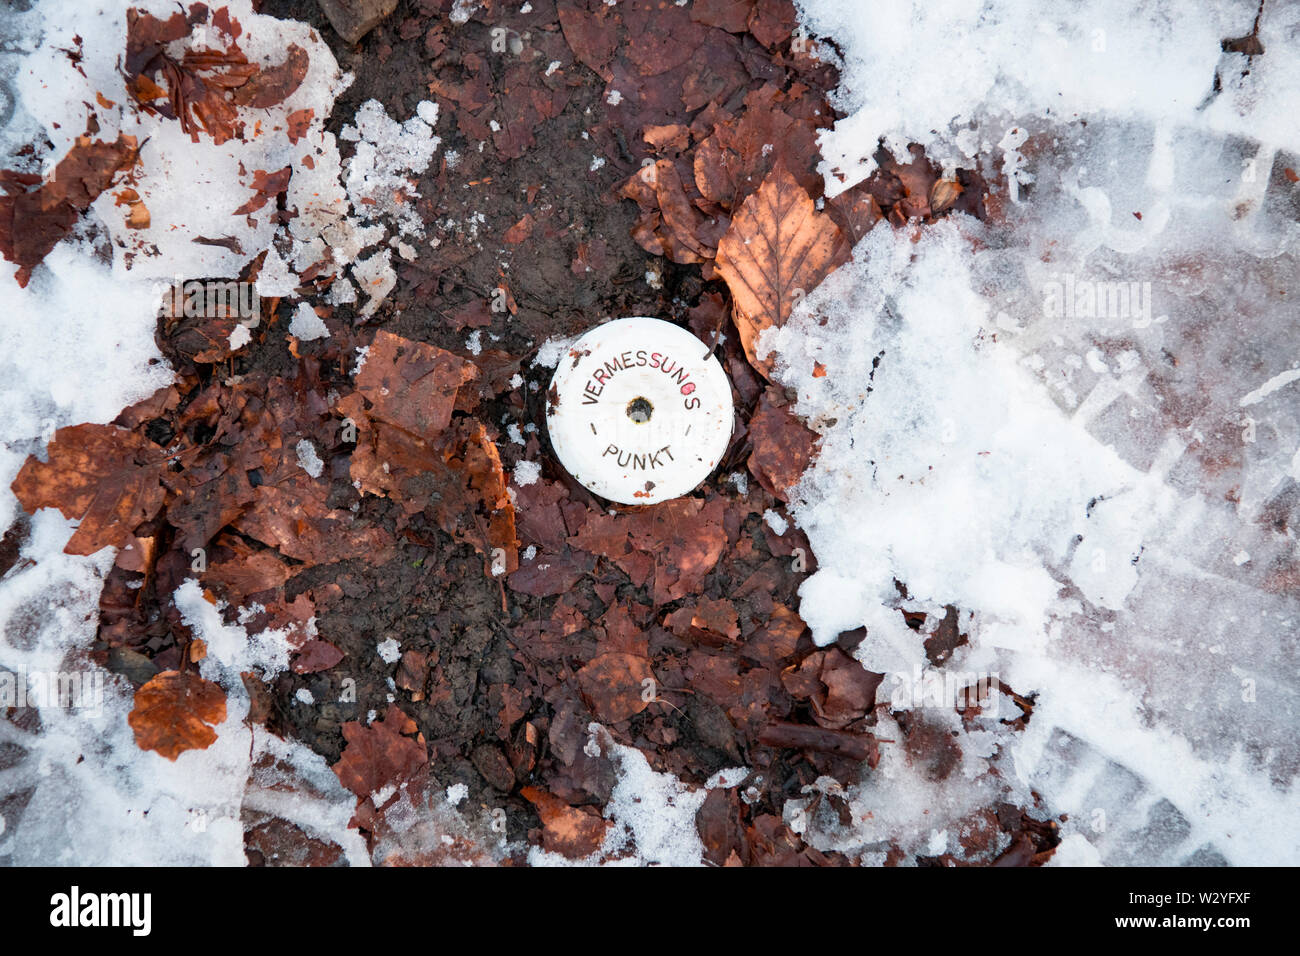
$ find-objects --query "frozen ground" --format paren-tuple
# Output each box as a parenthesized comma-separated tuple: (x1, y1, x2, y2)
(1, 0, 1297, 864)
(764, 0, 1300, 864)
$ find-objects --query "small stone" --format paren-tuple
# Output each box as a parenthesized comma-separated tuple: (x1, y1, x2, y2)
(106, 646, 158, 686)
(316, 0, 399, 45)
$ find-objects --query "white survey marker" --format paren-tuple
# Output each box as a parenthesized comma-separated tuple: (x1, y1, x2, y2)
(545, 317, 733, 505)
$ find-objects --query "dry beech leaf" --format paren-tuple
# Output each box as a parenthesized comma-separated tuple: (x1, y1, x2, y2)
(230, 44, 309, 109)
(747, 386, 819, 500)
(690, 0, 754, 34)
(292, 639, 346, 675)
(521, 786, 610, 859)
(233, 166, 292, 216)
(714, 162, 849, 378)
(332, 704, 427, 799)
(125, 8, 307, 144)
(286, 107, 315, 144)
(355, 330, 479, 440)
(577, 652, 654, 724)
(11, 422, 165, 555)
(0, 135, 139, 286)
(128, 670, 228, 761)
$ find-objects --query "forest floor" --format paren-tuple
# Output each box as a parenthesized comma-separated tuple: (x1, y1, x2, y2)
(2, 0, 1061, 866)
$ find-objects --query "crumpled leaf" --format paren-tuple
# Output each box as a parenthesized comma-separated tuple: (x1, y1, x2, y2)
(665, 597, 740, 645)
(569, 495, 727, 605)
(332, 704, 427, 800)
(747, 386, 819, 500)
(714, 162, 849, 377)
(696, 787, 749, 865)
(619, 159, 719, 264)
(342, 335, 515, 574)
(11, 422, 165, 555)
(125, 5, 310, 145)
(692, 85, 828, 210)
(204, 533, 292, 601)
(128, 670, 228, 761)
(521, 786, 610, 859)
(233, 478, 394, 567)
(0, 135, 139, 286)
(230, 44, 308, 108)
(781, 647, 883, 730)
(232, 166, 292, 216)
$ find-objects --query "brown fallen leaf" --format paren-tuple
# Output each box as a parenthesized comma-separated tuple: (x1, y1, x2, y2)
(355, 330, 480, 440)
(125, 200, 151, 229)
(233, 479, 394, 568)
(557, 1, 620, 80)
(11, 422, 166, 556)
(127, 10, 251, 144)
(825, 181, 884, 244)
(241, 671, 274, 726)
(332, 704, 427, 800)
(204, 535, 292, 602)
(620, 158, 725, 265)
(124, 6, 200, 77)
(128, 670, 228, 761)
(396, 650, 429, 699)
(642, 123, 690, 153)
(746, 0, 798, 48)
(126, 7, 309, 145)
(714, 162, 849, 378)
(0, 134, 140, 286)
(233, 166, 292, 216)
(881, 144, 940, 220)
(568, 495, 727, 605)
(743, 603, 805, 664)
(346, 411, 518, 574)
(665, 597, 740, 645)
(696, 787, 749, 866)
(503, 213, 536, 244)
(693, 133, 737, 206)
(285, 107, 315, 144)
(758, 720, 879, 765)
(114, 533, 157, 574)
(521, 786, 610, 859)
(507, 550, 588, 597)
(599, 601, 650, 657)
(577, 652, 654, 724)
(230, 44, 309, 109)
(781, 647, 883, 730)
(651, 159, 715, 263)
(691, 0, 754, 34)
(292, 639, 346, 675)
(693, 85, 828, 210)
(747, 386, 818, 500)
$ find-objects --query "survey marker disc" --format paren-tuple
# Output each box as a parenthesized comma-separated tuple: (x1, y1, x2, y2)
(545, 317, 733, 505)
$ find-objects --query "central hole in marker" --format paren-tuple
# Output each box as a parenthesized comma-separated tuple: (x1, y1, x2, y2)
(626, 396, 653, 424)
